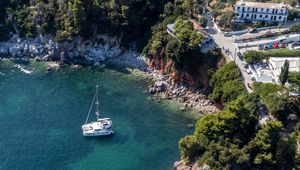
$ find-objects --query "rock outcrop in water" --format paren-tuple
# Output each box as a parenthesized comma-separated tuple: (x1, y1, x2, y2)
(174, 160, 210, 170)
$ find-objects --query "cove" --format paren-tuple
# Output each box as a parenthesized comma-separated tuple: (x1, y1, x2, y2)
(0, 62, 195, 170)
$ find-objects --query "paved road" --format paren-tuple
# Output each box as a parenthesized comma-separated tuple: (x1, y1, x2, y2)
(205, 18, 253, 92)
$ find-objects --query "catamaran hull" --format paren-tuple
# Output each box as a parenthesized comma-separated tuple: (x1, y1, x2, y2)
(83, 130, 114, 136)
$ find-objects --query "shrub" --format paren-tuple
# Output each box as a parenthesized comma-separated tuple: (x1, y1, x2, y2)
(209, 62, 245, 103)
(179, 135, 202, 162)
(289, 23, 300, 33)
(199, 17, 208, 27)
(244, 49, 300, 64)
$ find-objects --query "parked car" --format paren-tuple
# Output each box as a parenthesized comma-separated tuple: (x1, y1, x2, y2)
(258, 44, 264, 50)
(291, 43, 300, 50)
(244, 64, 249, 69)
(279, 43, 286, 48)
(273, 42, 279, 49)
(264, 45, 269, 50)
(223, 32, 231, 37)
(205, 12, 212, 18)
(237, 52, 243, 59)
(268, 43, 273, 49)
(246, 69, 252, 74)
(249, 28, 257, 33)
(247, 83, 253, 89)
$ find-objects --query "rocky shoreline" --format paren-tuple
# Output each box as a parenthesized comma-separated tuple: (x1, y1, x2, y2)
(148, 69, 219, 114)
(0, 34, 145, 69)
(0, 34, 219, 114)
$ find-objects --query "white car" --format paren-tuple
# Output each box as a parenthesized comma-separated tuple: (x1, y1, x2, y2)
(246, 69, 252, 74)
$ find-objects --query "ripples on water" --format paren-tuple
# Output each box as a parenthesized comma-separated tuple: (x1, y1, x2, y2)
(0, 62, 195, 170)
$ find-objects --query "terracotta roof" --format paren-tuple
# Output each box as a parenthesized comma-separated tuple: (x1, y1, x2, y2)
(235, 1, 288, 9)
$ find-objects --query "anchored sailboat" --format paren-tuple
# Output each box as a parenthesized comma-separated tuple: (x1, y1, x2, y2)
(82, 85, 113, 136)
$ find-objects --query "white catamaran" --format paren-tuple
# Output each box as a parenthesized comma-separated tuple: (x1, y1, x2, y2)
(82, 85, 113, 136)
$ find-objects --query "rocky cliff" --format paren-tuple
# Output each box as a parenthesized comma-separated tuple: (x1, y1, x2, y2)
(0, 34, 145, 70)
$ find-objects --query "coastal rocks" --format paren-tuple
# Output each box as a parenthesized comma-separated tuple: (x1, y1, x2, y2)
(174, 160, 210, 170)
(0, 34, 145, 68)
(107, 51, 147, 71)
(46, 63, 60, 72)
(148, 81, 167, 94)
(148, 69, 219, 114)
(174, 160, 192, 170)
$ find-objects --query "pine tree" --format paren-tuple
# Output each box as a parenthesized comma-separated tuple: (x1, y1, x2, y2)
(73, 0, 86, 34)
(279, 60, 289, 86)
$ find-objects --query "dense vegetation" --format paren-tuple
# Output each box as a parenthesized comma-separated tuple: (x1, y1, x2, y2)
(253, 82, 300, 124)
(143, 0, 221, 86)
(208, 62, 245, 103)
(0, 0, 170, 45)
(244, 49, 300, 64)
(289, 71, 300, 91)
(179, 62, 300, 169)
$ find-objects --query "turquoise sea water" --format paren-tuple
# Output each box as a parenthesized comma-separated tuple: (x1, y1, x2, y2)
(0, 62, 195, 170)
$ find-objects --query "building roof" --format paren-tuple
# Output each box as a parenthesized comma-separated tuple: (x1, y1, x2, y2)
(269, 57, 300, 75)
(167, 24, 175, 33)
(251, 63, 275, 83)
(236, 0, 288, 9)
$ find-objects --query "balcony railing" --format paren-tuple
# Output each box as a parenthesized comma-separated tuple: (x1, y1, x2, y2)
(235, 10, 288, 15)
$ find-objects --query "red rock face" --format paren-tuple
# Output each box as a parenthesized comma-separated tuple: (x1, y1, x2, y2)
(148, 57, 210, 87)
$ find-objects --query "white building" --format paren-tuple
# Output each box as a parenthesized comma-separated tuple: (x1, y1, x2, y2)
(269, 57, 300, 83)
(234, 0, 289, 22)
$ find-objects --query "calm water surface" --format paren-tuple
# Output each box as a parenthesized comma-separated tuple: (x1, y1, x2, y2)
(0, 62, 195, 170)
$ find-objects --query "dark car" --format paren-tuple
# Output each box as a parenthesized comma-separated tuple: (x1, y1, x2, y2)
(237, 52, 243, 59)
(264, 45, 269, 50)
(249, 28, 257, 33)
(258, 44, 264, 50)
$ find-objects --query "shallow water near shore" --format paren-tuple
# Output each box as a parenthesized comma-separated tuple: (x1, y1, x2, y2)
(0, 61, 195, 170)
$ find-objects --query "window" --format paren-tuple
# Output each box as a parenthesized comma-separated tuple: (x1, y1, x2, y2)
(265, 15, 268, 18)
(260, 15, 262, 18)
(279, 16, 281, 19)
(246, 14, 249, 17)
(237, 7, 240, 10)
(261, 8, 263, 11)
(248, 7, 250, 10)
(266, 9, 269, 12)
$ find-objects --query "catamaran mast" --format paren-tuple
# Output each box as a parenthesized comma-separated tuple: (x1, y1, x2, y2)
(95, 85, 100, 120)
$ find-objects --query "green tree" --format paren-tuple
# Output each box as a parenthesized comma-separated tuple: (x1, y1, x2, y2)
(248, 121, 283, 169)
(275, 136, 297, 169)
(288, 9, 299, 20)
(149, 40, 162, 56)
(73, 0, 86, 34)
(290, 0, 297, 7)
(179, 135, 201, 163)
(289, 23, 300, 32)
(279, 60, 289, 86)
(244, 50, 262, 64)
(199, 17, 208, 27)
(221, 80, 245, 103)
(209, 62, 244, 103)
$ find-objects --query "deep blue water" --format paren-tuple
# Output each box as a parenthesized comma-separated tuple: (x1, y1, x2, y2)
(0, 62, 195, 170)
